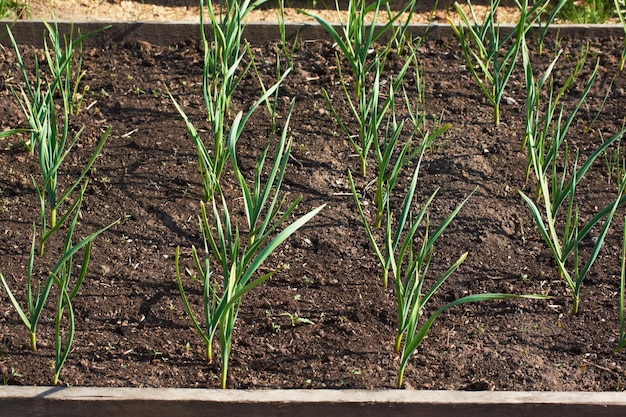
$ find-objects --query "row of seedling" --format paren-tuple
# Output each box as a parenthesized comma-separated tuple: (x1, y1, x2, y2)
(169, 0, 326, 389)
(0, 22, 118, 384)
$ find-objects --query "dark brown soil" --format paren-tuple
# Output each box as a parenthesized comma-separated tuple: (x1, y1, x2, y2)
(1, 28, 626, 391)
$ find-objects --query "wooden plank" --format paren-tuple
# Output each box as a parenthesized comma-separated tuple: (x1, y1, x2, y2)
(1, 387, 626, 417)
(1, 21, 625, 47)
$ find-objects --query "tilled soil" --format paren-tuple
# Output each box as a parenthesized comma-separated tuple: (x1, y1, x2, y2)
(1, 26, 626, 390)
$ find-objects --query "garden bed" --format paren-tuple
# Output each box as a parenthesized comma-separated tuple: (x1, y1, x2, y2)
(1, 4, 626, 397)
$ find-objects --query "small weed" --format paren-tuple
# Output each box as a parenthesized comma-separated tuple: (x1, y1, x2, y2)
(282, 312, 315, 326)
(2, 367, 22, 385)
(130, 85, 146, 95)
(150, 349, 162, 361)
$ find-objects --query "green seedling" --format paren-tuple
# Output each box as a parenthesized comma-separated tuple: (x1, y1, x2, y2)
(617, 216, 626, 352)
(1, 182, 119, 362)
(187, 0, 267, 200)
(532, 0, 567, 55)
(520, 38, 626, 315)
(450, 0, 552, 125)
(1, 367, 22, 385)
(277, 0, 299, 68)
(282, 312, 315, 326)
(169, 67, 291, 203)
(302, 0, 416, 177)
(350, 141, 546, 387)
(176, 101, 325, 388)
(8, 23, 110, 255)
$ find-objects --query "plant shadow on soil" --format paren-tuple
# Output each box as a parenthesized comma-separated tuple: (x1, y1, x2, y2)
(0, 29, 626, 390)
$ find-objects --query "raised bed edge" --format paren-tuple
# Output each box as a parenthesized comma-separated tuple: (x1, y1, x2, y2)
(1, 21, 625, 47)
(1, 386, 626, 417)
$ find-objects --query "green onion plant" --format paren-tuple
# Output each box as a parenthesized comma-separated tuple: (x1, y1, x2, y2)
(0, 182, 118, 362)
(603, 135, 626, 191)
(42, 21, 94, 116)
(369, 59, 450, 229)
(529, 0, 567, 55)
(277, 0, 298, 68)
(383, 0, 419, 52)
(169, 67, 291, 203)
(190, 0, 266, 200)
(201, 0, 265, 111)
(348, 140, 429, 289)
(1, 224, 53, 353)
(301, 0, 416, 177)
(8, 25, 48, 155)
(370, 86, 411, 229)
(349, 144, 546, 387)
(2, 21, 116, 381)
(401, 48, 452, 155)
(175, 100, 325, 388)
(396, 290, 546, 387)
(8, 23, 110, 256)
(248, 45, 289, 138)
(301, 0, 414, 100)
(450, 0, 555, 125)
(8, 22, 108, 153)
(617, 217, 626, 352)
(519, 38, 626, 315)
(47, 183, 119, 384)
(520, 43, 590, 168)
(328, 48, 413, 177)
